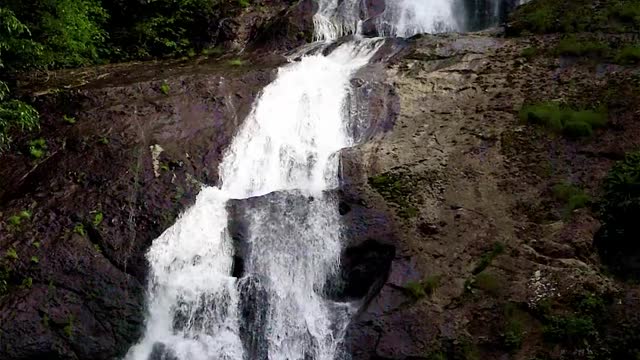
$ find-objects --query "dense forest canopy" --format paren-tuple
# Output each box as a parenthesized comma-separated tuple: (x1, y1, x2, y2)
(0, 0, 257, 150)
(0, 0, 255, 72)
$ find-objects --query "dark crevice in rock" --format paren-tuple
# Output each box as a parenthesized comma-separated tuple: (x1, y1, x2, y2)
(325, 240, 396, 302)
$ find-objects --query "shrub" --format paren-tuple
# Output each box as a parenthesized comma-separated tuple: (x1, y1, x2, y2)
(404, 275, 441, 301)
(503, 304, 525, 351)
(472, 271, 502, 296)
(0, 82, 40, 152)
(554, 37, 608, 57)
(519, 102, 607, 138)
(508, 0, 640, 35)
(38, 0, 108, 67)
(472, 242, 505, 274)
(0, 8, 44, 70)
(595, 151, 640, 278)
(404, 281, 426, 300)
(614, 46, 640, 65)
(552, 182, 590, 216)
(521, 46, 538, 59)
(423, 275, 441, 295)
(543, 315, 597, 343)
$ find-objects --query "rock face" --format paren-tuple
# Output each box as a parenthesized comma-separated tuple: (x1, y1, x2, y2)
(0, 56, 283, 359)
(2, 3, 640, 360)
(338, 31, 640, 359)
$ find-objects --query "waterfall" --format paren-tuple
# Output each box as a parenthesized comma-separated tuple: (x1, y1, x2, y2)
(314, 0, 459, 40)
(126, 36, 382, 360)
(125, 1, 461, 360)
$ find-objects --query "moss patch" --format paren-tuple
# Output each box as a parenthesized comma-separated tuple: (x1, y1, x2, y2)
(508, 0, 640, 35)
(368, 171, 420, 218)
(519, 102, 607, 138)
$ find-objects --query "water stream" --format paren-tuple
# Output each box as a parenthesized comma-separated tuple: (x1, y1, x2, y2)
(126, 1, 462, 359)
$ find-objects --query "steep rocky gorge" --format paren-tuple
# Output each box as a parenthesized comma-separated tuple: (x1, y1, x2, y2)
(1, 0, 640, 359)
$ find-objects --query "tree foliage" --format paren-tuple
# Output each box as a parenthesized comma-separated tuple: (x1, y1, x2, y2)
(0, 81, 40, 152)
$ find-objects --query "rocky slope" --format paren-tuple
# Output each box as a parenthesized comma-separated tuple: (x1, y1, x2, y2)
(1, 1, 640, 360)
(340, 32, 640, 359)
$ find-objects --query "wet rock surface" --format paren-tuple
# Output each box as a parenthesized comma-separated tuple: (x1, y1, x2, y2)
(339, 31, 640, 359)
(0, 56, 282, 359)
(2, 6, 640, 360)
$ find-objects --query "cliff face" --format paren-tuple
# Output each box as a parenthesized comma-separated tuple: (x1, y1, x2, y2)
(340, 32, 640, 359)
(1, 1, 640, 360)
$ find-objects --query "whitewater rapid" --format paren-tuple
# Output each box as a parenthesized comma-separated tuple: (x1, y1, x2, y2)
(126, 1, 461, 359)
(126, 38, 384, 360)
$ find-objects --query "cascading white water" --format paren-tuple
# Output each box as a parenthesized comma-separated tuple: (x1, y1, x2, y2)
(313, 0, 459, 40)
(374, 0, 457, 36)
(126, 1, 463, 360)
(125, 38, 382, 360)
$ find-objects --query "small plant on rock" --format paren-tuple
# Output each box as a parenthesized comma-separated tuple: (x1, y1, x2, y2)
(5, 248, 18, 260)
(472, 242, 505, 274)
(92, 211, 103, 227)
(160, 82, 170, 95)
(552, 182, 590, 217)
(28, 138, 47, 159)
(73, 223, 86, 236)
(62, 115, 76, 124)
(404, 281, 426, 300)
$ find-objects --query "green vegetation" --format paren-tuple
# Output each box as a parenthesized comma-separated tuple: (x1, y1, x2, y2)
(368, 172, 419, 218)
(160, 82, 170, 95)
(552, 182, 590, 216)
(508, 0, 640, 35)
(28, 138, 47, 159)
(228, 58, 245, 66)
(63, 316, 74, 338)
(471, 271, 502, 296)
(614, 45, 640, 65)
(21, 277, 32, 288)
(554, 36, 608, 57)
(503, 303, 525, 351)
(596, 151, 640, 278)
(404, 281, 427, 300)
(404, 275, 441, 301)
(7, 209, 31, 230)
(472, 242, 505, 275)
(0, 81, 40, 152)
(521, 46, 538, 59)
(543, 315, 597, 343)
(2, 0, 251, 68)
(5, 248, 18, 260)
(1, 1, 261, 154)
(92, 211, 103, 227)
(63, 115, 76, 124)
(73, 223, 86, 236)
(30, 256, 39, 264)
(519, 102, 607, 138)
